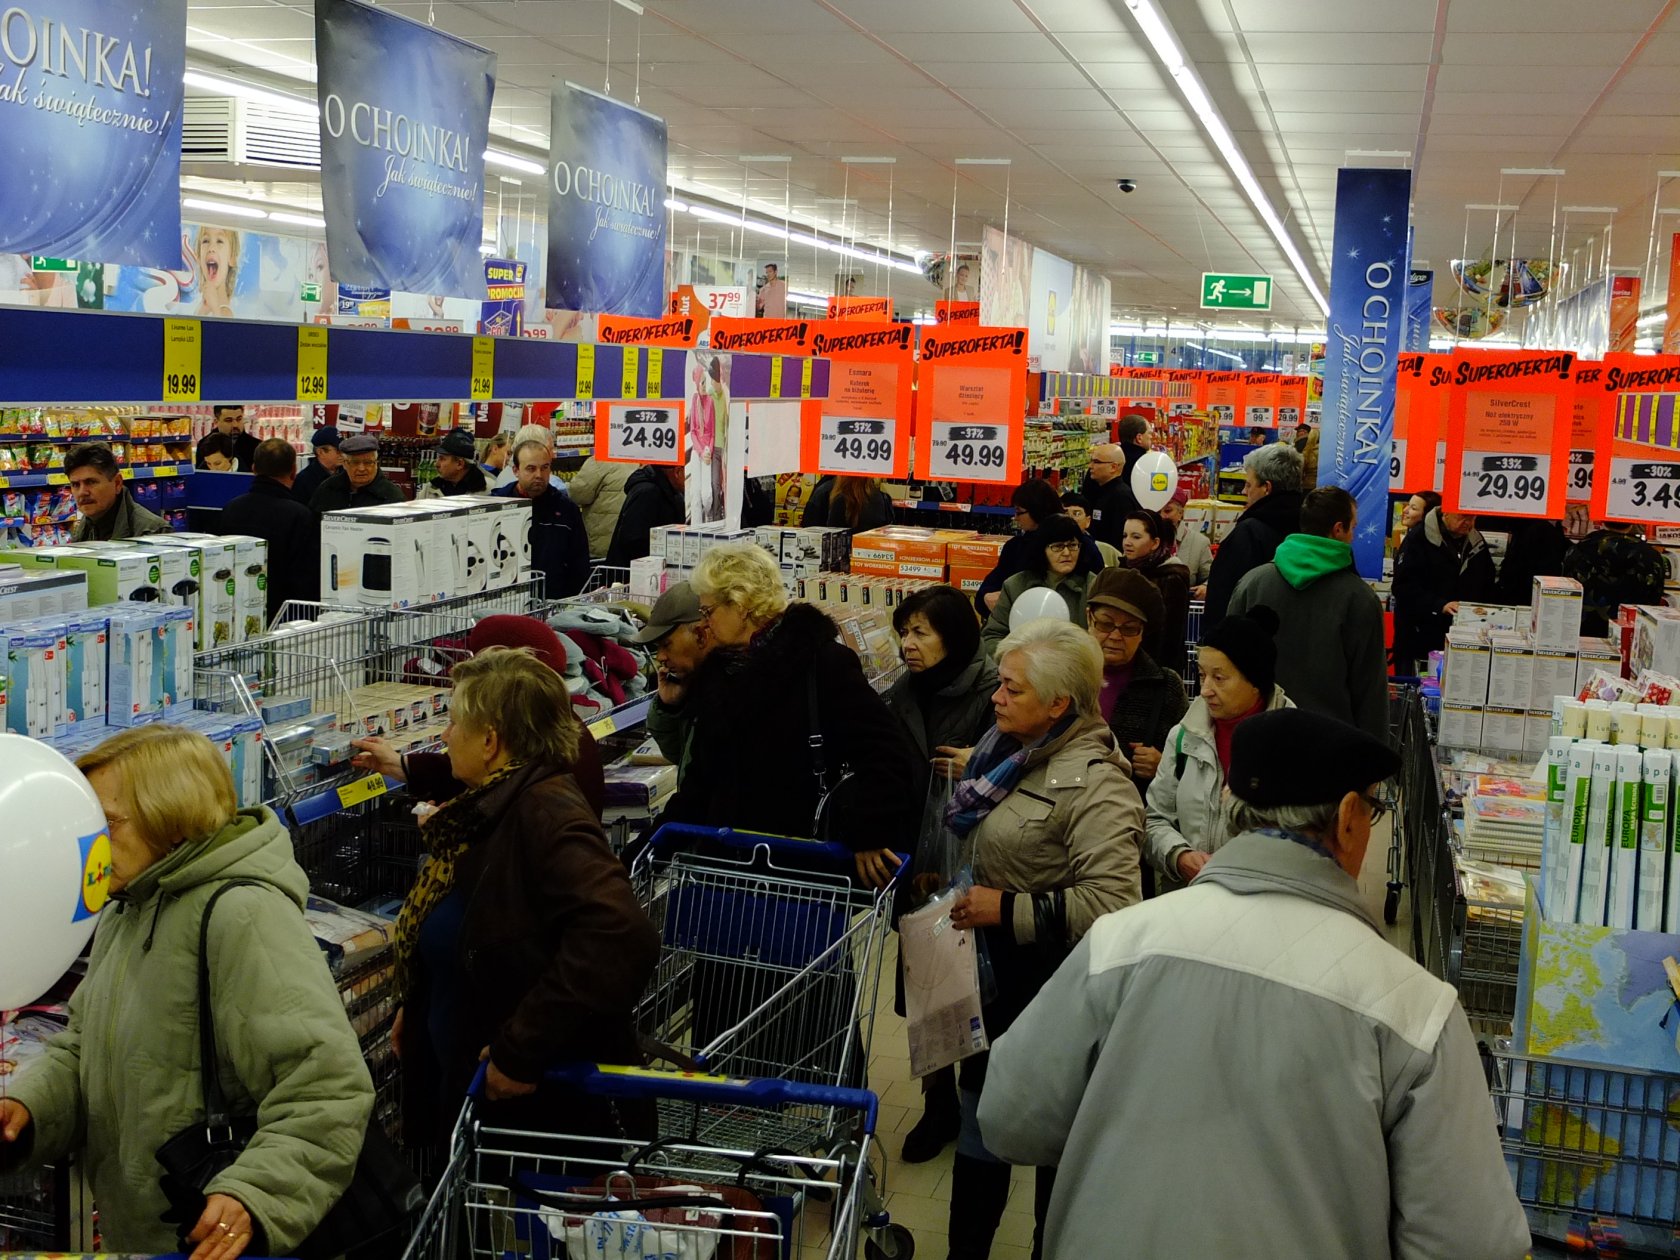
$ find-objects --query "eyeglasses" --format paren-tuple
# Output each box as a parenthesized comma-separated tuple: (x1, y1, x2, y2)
(1045, 541, 1080, 555)
(696, 603, 717, 623)
(1090, 457, 1119, 466)
(1361, 793, 1391, 824)
(1089, 613, 1145, 640)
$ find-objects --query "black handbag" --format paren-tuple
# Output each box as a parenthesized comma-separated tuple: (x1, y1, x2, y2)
(155, 879, 423, 1259)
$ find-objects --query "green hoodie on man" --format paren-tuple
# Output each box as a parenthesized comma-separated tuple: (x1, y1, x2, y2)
(3, 809, 372, 1254)
(1228, 533, 1390, 744)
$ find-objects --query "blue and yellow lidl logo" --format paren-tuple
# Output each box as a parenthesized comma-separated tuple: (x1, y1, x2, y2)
(74, 829, 111, 921)
(1151, 472, 1169, 492)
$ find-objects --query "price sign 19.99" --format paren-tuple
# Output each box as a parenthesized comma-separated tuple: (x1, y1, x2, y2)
(1607, 459, 1680, 526)
(819, 416, 895, 475)
(601, 401, 683, 465)
(927, 422, 1008, 481)
(1456, 451, 1551, 514)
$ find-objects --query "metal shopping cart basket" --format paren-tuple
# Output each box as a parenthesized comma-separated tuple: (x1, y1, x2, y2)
(402, 1062, 907, 1260)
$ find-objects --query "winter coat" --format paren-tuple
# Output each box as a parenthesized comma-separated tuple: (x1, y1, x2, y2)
(72, 489, 171, 542)
(1563, 528, 1670, 638)
(1493, 519, 1568, 606)
(1203, 488, 1303, 628)
(1103, 651, 1187, 773)
(495, 482, 591, 598)
(660, 602, 920, 852)
(983, 570, 1095, 656)
(404, 725, 608, 821)
(824, 488, 894, 534)
(1126, 554, 1191, 675)
(402, 761, 659, 1146)
(569, 459, 632, 558)
(883, 647, 999, 791)
(1145, 686, 1294, 889)
(3, 810, 373, 1255)
(308, 470, 405, 514)
(974, 529, 1107, 614)
(1080, 465, 1140, 549)
(963, 716, 1144, 1086)
(605, 466, 685, 568)
(1174, 524, 1213, 587)
(801, 476, 836, 529)
(197, 430, 260, 471)
(435, 462, 488, 496)
(1228, 535, 1389, 743)
(291, 456, 335, 507)
(979, 830, 1530, 1260)
(1391, 509, 1498, 670)
(1298, 425, 1321, 487)
(217, 476, 319, 622)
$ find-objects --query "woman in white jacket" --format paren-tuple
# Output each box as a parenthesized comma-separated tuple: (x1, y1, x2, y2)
(1146, 607, 1293, 890)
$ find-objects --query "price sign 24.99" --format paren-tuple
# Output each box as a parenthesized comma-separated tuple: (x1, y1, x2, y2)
(595, 401, 686, 466)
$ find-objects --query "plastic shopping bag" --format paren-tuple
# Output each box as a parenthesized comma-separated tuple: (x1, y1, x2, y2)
(899, 888, 989, 1078)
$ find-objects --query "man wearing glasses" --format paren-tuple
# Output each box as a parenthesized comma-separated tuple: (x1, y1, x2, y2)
(1081, 413, 1150, 548)
(980, 707, 1527, 1260)
(307, 433, 404, 513)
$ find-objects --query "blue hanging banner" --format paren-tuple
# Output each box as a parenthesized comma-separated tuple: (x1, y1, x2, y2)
(547, 82, 667, 317)
(1320, 166, 1413, 579)
(1403, 268, 1433, 353)
(0, 0, 186, 267)
(315, 0, 495, 299)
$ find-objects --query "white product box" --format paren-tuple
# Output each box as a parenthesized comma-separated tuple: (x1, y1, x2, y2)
(1525, 712, 1553, 759)
(217, 534, 270, 642)
(1481, 706, 1529, 756)
(629, 555, 667, 600)
(230, 714, 264, 806)
(1531, 647, 1579, 711)
(1443, 629, 1492, 707)
(1438, 703, 1485, 750)
(0, 570, 87, 621)
(394, 502, 461, 602)
(1578, 636, 1626, 693)
(10, 619, 69, 736)
(682, 527, 707, 568)
(151, 536, 238, 649)
(1451, 603, 1525, 633)
(1532, 576, 1585, 652)
(1487, 632, 1536, 710)
(444, 499, 497, 596)
(105, 606, 163, 725)
(63, 612, 108, 726)
(1631, 605, 1680, 679)
(29, 545, 163, 605)
(155, 604, 196, 711)
(3, 627, 59, 738)
(322, 506, 430, 610)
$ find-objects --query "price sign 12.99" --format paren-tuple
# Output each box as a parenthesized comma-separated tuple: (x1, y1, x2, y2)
(1456, 451, 1551, 514)
(596, 401, 685, 465)
(819, 416, 896, 475)
(927, 422, 1008, 480)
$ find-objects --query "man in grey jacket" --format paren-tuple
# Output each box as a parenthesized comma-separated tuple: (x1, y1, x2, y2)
(980, 708, 1529, 1260)
(1228, 485, 1390, 744)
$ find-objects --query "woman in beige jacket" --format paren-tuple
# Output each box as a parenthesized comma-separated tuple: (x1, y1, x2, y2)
(568, 458, 631, 559)
(944, 617, 1145, 1260)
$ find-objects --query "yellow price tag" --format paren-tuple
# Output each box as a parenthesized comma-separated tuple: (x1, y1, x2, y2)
(470, 336, 495, 401)
(586, 715, 616, 739)
(153, 467, 176, 478)
(769, 355, 784, 396)
(162, 318, 202, 402)
(622, 345, 640, 399)
(576, 343, 596, 400)
(647, 346, 665, 396)
(0, 477, 9, 489)
(800, 357, 813, 400)
(297, 326, 329, 402)
(598, 1064, 735, 1084)
(46, 471, 69, 485)
(335, 773, 389, 810)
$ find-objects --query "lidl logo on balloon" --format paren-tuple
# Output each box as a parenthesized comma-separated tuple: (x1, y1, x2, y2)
(1151, 473, 1168, 491)
(74, 830, 111, 922)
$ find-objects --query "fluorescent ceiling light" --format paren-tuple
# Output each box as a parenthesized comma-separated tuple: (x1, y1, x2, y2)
(787, 289, 830, 305)
(663, 198, 689, 213)
(484, 149, 545, 176)
(183, 196, 268, 220)
(267, 211, 326, 229)
(478, 243, 497, 255)
(1122, 0, 1328, 318)
(183, 70, 314, 117)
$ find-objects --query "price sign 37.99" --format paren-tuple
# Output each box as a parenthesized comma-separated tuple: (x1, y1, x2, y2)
(603, 403, 682, 465)
(819, 416, 895, 475)
(1458, 451, 1550, 514)
(927, 422, 1008, 482)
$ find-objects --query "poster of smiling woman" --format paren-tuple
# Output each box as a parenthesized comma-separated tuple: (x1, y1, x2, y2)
(315, 0, 495, 299)
(0, 0, 186, 266)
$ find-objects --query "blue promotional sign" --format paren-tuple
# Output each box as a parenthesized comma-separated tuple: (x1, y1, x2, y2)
(1403, 268, 1433, 353)
(480, 257, 526, 336)
(0, 0, 186, 266)
(315, 0, 495, 299)
(547, 83, 667, 317)
(1320, 166, 1413, 579)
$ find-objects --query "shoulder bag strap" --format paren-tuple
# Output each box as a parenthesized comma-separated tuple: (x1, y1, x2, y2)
(1174, 728, 1188, 782)
(806, 670, 827, 783)
(195, 879, 274, 1132)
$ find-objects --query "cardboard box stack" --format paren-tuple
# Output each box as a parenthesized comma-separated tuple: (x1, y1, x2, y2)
(948, 536, 1007, 596)
(320, 497, 531, 610)
(850, 526, 979, 581)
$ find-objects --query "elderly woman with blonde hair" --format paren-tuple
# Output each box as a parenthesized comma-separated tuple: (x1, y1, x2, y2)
(942, 617, 1145, 1260)
(0, 725, 373, 1260)
(659, 542, 920, 886)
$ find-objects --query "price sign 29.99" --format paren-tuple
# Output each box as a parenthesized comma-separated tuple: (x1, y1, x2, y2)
(1456, 451, 1551, 513)
(819, 416, 896, 475)
(596, 401, 685, 466)
(927, 422, 1008, 480)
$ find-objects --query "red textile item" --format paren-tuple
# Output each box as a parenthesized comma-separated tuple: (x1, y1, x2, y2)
(469, 614, 569, 673)
(1213, 698, 1264, 775)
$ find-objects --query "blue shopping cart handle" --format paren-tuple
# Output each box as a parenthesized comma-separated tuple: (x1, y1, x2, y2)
(645, 822, 897, 874)
(468, 1060, 879, 1136)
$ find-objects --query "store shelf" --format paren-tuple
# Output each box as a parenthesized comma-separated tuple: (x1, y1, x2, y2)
(892, 499, 1016, 516)
(1178, 453, 1218, 468)
(0, 463, 192, 489)
(287, 774, 403, 827)
(587, 694, 653, 739)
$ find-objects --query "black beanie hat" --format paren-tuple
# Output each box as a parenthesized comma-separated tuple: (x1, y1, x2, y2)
(1230, 709, 1400, 808)
(1198, 605, 1279, 700)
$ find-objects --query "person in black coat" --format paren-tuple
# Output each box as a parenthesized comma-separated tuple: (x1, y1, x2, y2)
(974, 479, 1105, 614)
(1203, 442, 1305, 629)
(1492, 518, 1568, 606)
(1392, 507, 1499, 673)
(495, 438, 591, 598)
(825, 476, 894, 533)
(1118, 509, 1192, 676)
(605, 464, 685, 567)
(195, 404, 259, 470)
(291, 427, 342, 506)
(801, 475, 837, 528)
(216, 438, 319, 623)
(308, 433, 406, 513)
(432, 428, 488, 496)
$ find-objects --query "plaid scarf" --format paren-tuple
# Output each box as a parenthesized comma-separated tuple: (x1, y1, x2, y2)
(391, 761, 525, 995)
(944, 714, 1075, 837)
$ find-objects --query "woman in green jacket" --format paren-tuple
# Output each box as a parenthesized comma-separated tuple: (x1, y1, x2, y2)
(981, 514, 1104, 656)
(0, 725, 373, 1260)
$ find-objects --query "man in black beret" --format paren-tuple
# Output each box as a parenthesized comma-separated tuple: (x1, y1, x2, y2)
(979, 708, 1528, 1260)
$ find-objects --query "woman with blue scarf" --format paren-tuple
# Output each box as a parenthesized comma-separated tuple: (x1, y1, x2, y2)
(942, 618, 1145, 1260)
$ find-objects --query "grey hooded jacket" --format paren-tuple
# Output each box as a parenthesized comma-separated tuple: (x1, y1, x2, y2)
(979, 831, 1529, 1260)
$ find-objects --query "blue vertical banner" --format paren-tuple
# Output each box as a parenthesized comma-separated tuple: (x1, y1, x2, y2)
(547, 83, 667, 317)
(315, 0, 495, 299)
(1402, 269, 1433, 352)
(1321, 166, 1412, 579)
(0, 0, 186, 266)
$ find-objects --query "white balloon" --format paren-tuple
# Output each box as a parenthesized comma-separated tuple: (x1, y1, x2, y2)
(0, 735, 110, 1011)
(1009, 586, 1071, 630)
(1130, 449, 1179, 512)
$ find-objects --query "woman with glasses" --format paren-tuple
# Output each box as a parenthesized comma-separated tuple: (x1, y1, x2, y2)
(981, 514, 1103, 657)
(972, 479, 1105, 614)
(1147, 607, 1293, 892)
(1118, 508, 1192, 675)
(1083, 569, 1187, 795)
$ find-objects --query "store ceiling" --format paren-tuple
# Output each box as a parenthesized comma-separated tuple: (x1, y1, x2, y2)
(182, 0, 1680, 329)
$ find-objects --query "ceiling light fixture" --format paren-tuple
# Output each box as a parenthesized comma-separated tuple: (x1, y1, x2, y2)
(267, 211, 327, 229)
(484, 149, 545, 176)
(1120, 0, 1328, 318)
(183, 69, 315, 117)
(182, 196, 268, 220)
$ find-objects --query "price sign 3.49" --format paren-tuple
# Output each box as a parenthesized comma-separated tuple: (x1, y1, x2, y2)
(819, 416, 895, 475)
(1458, 451, 1549, 513)
(1608, 460, 1680, 525)
(928, 422, 1008, 481)
(601, 402, 683, 465)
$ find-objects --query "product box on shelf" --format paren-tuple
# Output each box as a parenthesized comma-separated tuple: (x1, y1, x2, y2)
(0, 568, 87, 621)
(71, 540, 197, 616)
(217, 534, 271, 641)
(1442, 629, 1491, 707)
(1437, 703, 1485, 750)
(155, 604, 195, 712)
(62, 611, 108, 726)
(321, 506, 430, 610)
(628, 555, 666, 600)
(948, 566, 991, 597)
(852, 526, 977, 567)
(1531, 646, 1579, 710)
(148, 535, 237, 649)
(442, 498, 497, 596)
(3, 544, 162, 605)
(1531, 575, 1584, 652)
(1487, 632, 1536, 710)
(1481, 706, 1529, 756)
(947, 536, 1008, 570)
(104, 604, 163, 726)
(2, 625, 60, 738)
(1630, 605, 1680, 679)
(1578, 636, 1626, 692)
(451, 494, 530, 592)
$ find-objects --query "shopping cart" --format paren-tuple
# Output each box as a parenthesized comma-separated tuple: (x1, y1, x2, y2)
(402, 1062, 908, 1260)
(1380, 679, 1419, 925)
(1181, 599, 1205, 695)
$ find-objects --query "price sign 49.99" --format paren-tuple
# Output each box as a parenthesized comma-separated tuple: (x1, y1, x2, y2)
(819, 415, 895, 475)
(1608, 459, 1680, 526)
(1457, 451, 1550, 514)
(927, 422, 1008, 482)
(599, 401, 684, 465)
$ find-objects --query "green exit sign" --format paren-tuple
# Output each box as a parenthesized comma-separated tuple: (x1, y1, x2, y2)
(30, 256, 75, 272)
(300, 282, 322, 303)
(1134, 351, 1161, 365)
(1201, 272, 1272, 311)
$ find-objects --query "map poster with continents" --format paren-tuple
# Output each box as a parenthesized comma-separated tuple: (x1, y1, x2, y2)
(1319, 166, 1411, 579)
(1442, 349, 1574, 520)
(913, 326, 1028, 486)
(548, 83, 667, 318)
(1594, 387, 1680, 528)
(315, 0, 495, 299)
(794, 321, 915, 479)
(0, 0, 186, 266)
